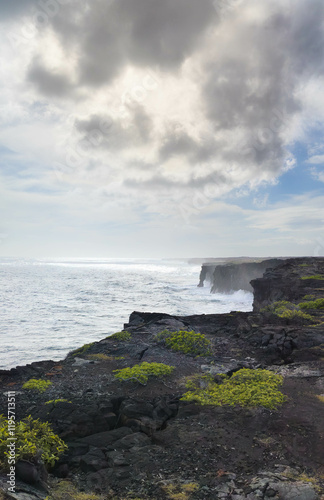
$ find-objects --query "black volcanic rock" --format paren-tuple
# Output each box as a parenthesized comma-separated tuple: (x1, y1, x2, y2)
(251, 257, 324, 311)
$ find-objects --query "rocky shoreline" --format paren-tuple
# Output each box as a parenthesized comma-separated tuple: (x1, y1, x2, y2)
(0, 257, 324, 500)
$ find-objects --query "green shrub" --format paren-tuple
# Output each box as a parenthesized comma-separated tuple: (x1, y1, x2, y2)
(301, 275, 324, 280)
(113, 362, 175, 385)
(181, 368, 286, 409)
(155, 330, 212, 356)
(302, 294, 316, 300)
(299, 298, 324, 310)
(22, 379, 52, 393)
(69, 342, 94, 357)
(261, 300, 292, 313)
(0, 415, 67, 469)
(108, 330, 132, 341)
(277, 309, 313, 320)
(261, 301, 312, 321)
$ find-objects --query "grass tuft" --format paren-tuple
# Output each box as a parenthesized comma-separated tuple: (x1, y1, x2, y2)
(108, 330, 132, 341)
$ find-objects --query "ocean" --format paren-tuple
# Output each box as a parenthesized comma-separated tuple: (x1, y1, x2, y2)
(0, 258, 253, 369)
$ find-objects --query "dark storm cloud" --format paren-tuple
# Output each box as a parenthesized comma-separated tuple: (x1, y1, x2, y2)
(43, 0, 217, 88)
(158, 127, 218, 165)
(159, 129, 197, 161)
(74, 106, 154, 150)
(28, 59, 73, 98)
(286, 0, 324, 77)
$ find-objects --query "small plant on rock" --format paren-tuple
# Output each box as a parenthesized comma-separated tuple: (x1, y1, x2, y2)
(113, 361, 175, 385)
(22, 379, 52, 393)
(0, 415, 67, 469)
(45, 399, 72, 405)
(261, 301, 313, 321)
(108, 330, 132, 341)
(69, 342, 94, 357)
(86, 353, 113, 361)
(44, 480, 106, 499)
(181, 368, 286, 409)
(299, 298, 324, 310)
(301, 274, 324, 280)
(162, 481, 199, 499)
(155, 330, 212, 356)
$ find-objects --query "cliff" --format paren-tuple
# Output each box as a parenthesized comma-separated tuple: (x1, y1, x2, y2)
(0, 257, 324, 499)
(198, 258, 282, 292)
(251, 256, 324, 311)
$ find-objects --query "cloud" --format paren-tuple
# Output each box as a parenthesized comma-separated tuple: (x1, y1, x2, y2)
(1, 0, 324, 257)
(308, 154, 324, 165)
(74, 105, 154, 151)
(45, 0, 323, 199)
(246, 194, 324, 232)
(47, 0, 217, 87)
(28, 58, 73, 97)
(0, 0, 34, 21)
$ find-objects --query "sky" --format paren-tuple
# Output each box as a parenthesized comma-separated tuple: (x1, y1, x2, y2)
(0, 0, 324, 259)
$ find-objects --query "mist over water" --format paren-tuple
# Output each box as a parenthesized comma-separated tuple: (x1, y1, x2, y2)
(0, 258, 253, 369)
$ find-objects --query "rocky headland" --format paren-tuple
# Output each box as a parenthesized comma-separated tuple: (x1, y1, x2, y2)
(0, 257, 324, 500)
(198, 259, 283, 292)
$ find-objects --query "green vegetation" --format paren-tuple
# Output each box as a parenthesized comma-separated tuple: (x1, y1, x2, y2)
(302, 294, 316, 300)
(86, 353, 113, 361)
(181, 368, 286, 409)
(0, 415, 67, 469)
(261, 300, 291, 313)
(155, 330, 212, 356)
(299, 298, 324, 310)
(44, 480, 105, 499)
(113, 361, 175, 385)
(22, 378, 52, 393)
(161, 482, 199, 499)
(69, 342, 94, 357)
(301, 275, 324, 280)
(108, 330, 132, 341)
(277, 309, 313, 320)
(298, 263, 311, 267)
(45, 399, 72, 405)
(261, 301, 313, 321)
(45, 479, 146, 500)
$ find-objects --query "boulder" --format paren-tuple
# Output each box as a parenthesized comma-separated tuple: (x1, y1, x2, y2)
(78, 427, 133, 448)
(80, 449, 109, 473)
